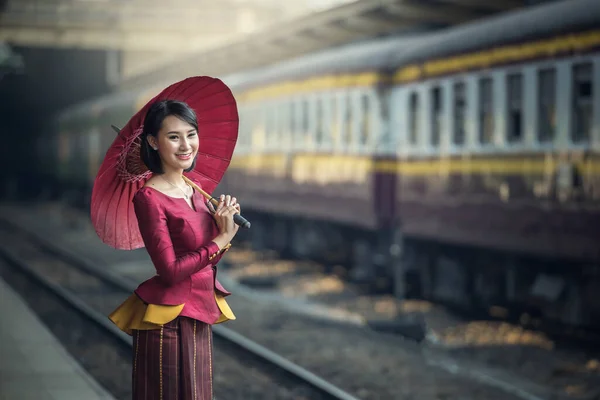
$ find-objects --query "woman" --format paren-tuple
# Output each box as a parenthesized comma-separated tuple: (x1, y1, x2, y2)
(109, 99, 239, 400)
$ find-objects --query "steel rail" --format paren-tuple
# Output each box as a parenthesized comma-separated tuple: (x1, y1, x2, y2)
(0, 219, 361, 400)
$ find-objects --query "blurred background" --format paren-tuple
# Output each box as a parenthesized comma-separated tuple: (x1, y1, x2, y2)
(0, 0, 599, 399)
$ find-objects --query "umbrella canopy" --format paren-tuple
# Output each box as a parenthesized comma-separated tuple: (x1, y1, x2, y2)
(91, 76, 239, 250)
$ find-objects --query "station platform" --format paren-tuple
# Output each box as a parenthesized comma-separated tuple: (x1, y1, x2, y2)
(0, 277, 115, 400)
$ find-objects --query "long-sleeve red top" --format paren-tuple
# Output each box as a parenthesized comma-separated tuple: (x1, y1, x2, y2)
(132, 185, 231, 325)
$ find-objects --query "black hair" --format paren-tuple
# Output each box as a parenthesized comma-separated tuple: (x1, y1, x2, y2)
(140, 100, 199, 174)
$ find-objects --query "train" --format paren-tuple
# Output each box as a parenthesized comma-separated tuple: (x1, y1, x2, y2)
(41, 0, 600, 327)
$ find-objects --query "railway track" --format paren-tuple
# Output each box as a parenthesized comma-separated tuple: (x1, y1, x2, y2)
(0, 221, 360, 400)
(2, 205, 595, 400)
(222, 244, 600, 400)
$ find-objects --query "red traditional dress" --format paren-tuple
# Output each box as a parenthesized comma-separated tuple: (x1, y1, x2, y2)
(109, 184, 235, 400)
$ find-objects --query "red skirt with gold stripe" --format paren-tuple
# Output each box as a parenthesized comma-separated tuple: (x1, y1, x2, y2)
(132, 317, 213, 400)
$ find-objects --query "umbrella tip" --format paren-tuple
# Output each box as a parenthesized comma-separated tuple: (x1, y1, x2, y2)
(111, 125, 121, 134)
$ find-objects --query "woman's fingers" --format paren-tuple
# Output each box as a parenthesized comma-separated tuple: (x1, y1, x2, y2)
(227, 206, 237, 215)
(214, 195, 240, 219)
(207, 201, 216, 213)
(226, 196, 240, 213)
(216, 195, 225, 212)
(217, 206, 233, 216)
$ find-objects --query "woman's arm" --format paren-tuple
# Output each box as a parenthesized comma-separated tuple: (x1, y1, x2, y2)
(207, 243, 232, 266)
(134, 190, 221, 286)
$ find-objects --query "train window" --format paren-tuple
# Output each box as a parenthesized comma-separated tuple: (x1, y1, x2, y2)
(344, 95, 352, 146)
(278, 102, 288, 147)
(315, 97, 324, 145)
(572, 62, 593, 144)
(360, 94, 370, 146)
(430, 87, 442, 147)
(300, 99, 309, 146)
(331, 96, 340, 147)
(506, 73, 523, 143)
(538, 68, 556, 143)
(302, 99, 309, 133)
(241, 108, 251, 147)
(479, 78, 494, 145)
(408, 92, 419, 145)
(271, 104, 280, 147)
(265, 105, 274, 146)
(290, 101, 296, 137)
(453, 82, 466, 145)
(253, 106, 266, 149)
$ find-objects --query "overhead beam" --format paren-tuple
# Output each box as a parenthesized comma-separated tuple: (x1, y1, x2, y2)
(1, 2, 223, 27)
(305, 24, 364, 43)
(0, 11, 228, 34)
(0, 27, 228, 52)
(383, 2, 483, 24)
(118, 0, 525, 89)
(432, 0, 526, 12)
(337, 14, 410, 34)
(271, 31, 328, 48)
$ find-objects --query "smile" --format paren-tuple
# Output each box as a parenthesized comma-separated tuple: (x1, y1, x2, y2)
(176, 153, 192, 160)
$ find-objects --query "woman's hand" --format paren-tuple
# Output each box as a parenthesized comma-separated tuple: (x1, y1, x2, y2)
(208, 194, 241, 245)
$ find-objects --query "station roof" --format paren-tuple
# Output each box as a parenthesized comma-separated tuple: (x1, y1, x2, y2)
(117, 0, 530, 90)
(0, 0, 279, 52)
(0, 0, 532, 91)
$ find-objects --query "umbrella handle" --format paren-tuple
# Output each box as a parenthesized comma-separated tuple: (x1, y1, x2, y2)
(182, 176, 251, 229)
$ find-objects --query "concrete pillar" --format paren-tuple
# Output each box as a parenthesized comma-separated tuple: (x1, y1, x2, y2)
(105, 49, 121, 86)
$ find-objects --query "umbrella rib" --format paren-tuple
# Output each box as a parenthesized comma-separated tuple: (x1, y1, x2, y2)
(194, 170, 219, 185)
(159, 85, 179, 102)
(126, 182, 134, 249)
(170, 78, 218, 102)
(101, 176, 124, 245)
(181, 80, 223, 102)
(111, 179, 129, 248)
(97, 176, 120, 230)
(196, 152, 232, 162)
(160, 76, 198, 100)
(183, 87, 232, 104)
(162, 77, 195, 99)
(94, 153, 122, 182)
(195, 101, 237, 115)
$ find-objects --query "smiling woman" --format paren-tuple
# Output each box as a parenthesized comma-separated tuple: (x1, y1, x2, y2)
(104, 92, 242, 400)
(140, 100, 199, 176)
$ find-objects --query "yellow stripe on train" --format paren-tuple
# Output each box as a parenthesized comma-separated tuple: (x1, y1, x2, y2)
(396, 30, 600, 82)
(231, 29, 600, 104)
(229, 154, 600, 184)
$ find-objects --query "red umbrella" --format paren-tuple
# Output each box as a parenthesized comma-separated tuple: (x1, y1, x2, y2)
(91, 76, 240, 250)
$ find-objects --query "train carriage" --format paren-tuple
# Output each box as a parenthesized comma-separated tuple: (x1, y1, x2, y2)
(380, 2, 600, 320)
(222, 65, 392, 266)
(49, 0, 600, 327)
(221, 0, 600, 325)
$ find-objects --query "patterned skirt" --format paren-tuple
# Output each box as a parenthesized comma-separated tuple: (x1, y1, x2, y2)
(132, 316, 213, 400)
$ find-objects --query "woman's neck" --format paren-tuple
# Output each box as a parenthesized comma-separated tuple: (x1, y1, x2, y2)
(161, 168, 185, 186)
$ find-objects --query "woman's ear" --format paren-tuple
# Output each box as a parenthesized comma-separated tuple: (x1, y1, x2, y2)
(146, 135, 158, 150)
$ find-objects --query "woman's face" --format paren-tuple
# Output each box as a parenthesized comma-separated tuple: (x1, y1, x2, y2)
(149, 115, 199, 173)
